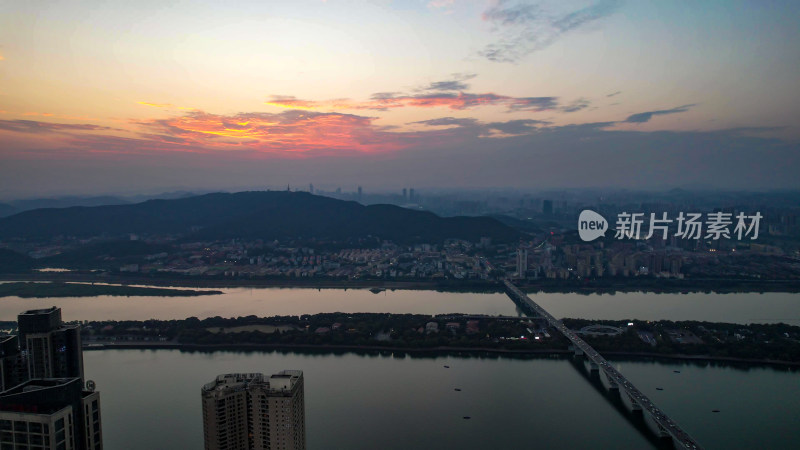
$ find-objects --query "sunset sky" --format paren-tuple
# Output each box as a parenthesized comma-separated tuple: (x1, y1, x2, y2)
(1, 0, 799, 198)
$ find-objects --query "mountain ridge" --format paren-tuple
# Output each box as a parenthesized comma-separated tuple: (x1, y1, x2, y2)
(0, 191, 520, 243)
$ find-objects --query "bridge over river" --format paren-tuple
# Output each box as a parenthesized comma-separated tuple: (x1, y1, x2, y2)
(504, 280, 703, 450)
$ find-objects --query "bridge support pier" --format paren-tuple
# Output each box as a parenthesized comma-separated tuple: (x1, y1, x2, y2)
(590, 362, 599, 372)
(627, 393, 642, 413)
(608, 379, 618, 391)
(655, 422, 671, 439)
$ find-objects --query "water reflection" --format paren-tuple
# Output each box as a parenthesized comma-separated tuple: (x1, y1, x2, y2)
(0, 286, 797, 323)
(83, 349, 800, 450)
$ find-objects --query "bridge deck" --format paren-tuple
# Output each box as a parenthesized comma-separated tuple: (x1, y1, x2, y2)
(504, 280, 703, 450)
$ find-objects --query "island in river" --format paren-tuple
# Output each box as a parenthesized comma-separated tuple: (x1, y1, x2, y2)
(60, 313, 800, 366)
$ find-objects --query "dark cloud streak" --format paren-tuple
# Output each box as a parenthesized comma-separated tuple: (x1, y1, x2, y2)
(420, 73, 477, 92)
(0, 120, 118, 134)
(411, 116, 550, 137)
(479, 0, 621, 63)
(561, 98, 591, 113)
(625, 104, 696, 123)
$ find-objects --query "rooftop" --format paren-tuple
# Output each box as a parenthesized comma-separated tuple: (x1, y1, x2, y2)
(203, 370, 303, 394)
(19, 306, 59, 316)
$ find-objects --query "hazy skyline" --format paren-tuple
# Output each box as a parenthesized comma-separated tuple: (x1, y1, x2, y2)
(1, 0, 799, 198)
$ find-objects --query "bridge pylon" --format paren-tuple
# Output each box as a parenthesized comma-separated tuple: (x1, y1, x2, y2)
(626, 392, 643, 413)
(655, 422, 672, 439)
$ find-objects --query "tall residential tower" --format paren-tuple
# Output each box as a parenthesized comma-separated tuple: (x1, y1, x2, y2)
(202, 370, 305, 450)
(0, 377, 102, 450)
(0, 307, 102, 450)
(17, 307, 84, 381)
(516, 247, 529, 278)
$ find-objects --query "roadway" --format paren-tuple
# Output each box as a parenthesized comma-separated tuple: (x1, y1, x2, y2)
(504, 280, 703, 450)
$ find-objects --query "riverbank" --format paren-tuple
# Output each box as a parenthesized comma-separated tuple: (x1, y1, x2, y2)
(2, 272, 800, 294)
(81, 341, 800, 368)
(0, 272, 497, 292)
(0, 281, 222, 298)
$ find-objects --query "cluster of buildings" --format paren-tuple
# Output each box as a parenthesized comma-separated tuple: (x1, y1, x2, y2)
(512, 236, 800, 281)
(25, 225, 800, 283)
(513, 242, 686, 280)
(0, 306, 307, 450)
(5, 191, 800, 283)
(8, 220, 800, 283)
(0, 307, 101, 450)
(120, 239, 494, 281)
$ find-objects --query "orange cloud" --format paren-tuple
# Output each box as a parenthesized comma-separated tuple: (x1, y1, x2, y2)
(0, 119, 119, 134)
(266, 93, 560, 112)
(137, 102, 174, 108)
(137, 110, 410, 156)
(1, 110, 553, 160)
(265, 96, 355, 111)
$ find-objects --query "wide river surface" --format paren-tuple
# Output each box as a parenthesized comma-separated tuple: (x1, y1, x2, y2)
(3, 286, 800, 449)
(85, 349, 799, 450)
(0, 285, 798, 324)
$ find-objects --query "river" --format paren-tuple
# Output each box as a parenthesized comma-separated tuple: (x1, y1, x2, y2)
(0, 286, 798, 324)
(4, 285, 799, 448)
(84, 349, 799, 450)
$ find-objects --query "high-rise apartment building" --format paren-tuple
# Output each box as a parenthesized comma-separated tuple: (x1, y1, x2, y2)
(0, 307, 102, 450)
(0, 336, 26, 392)
(542, 199, 553, 215)
(0, 377, 102, 450)
(202, 370, 305, 450)
(18, 307, 84, 381)
(516, 248, 528, 278)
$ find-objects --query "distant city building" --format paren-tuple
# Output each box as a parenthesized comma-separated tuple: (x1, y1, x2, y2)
(542, 200, 553, 215)
(18, 307, 84, 380)
(119, 263, 139, 273)
(402, 188, 407, 200)
(516, 248, 528, 278)
(409, 188, 415, 202)
(0, 377, 102, 450)
(357, 186, 362, 199)
(202, 370, 305, 450)
(308, 184, 314, 194)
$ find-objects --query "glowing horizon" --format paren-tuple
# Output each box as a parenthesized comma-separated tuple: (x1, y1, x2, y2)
(1, 0, 799, 197)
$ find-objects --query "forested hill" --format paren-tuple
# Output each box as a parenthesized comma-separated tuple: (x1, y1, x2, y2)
(0, 191, 520, 243)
